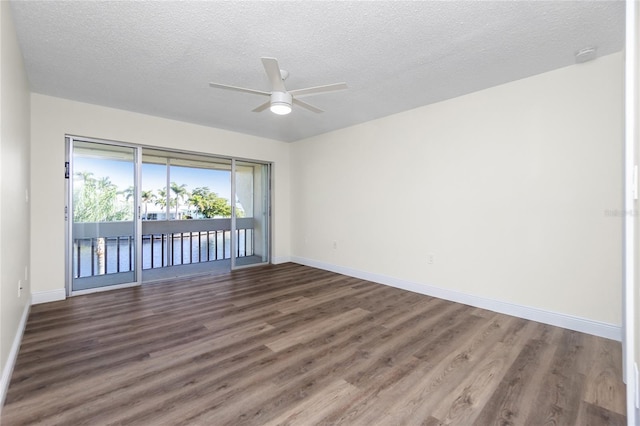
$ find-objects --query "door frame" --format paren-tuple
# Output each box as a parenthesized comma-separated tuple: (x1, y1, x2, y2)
(230, 159, 272, 271)
(624, 0, 638, 422)
(65, 135, 143, 296)
(65, 135, 273, 294)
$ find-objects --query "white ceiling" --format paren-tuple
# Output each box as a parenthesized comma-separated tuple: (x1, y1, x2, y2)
(10, 1, 624, 142)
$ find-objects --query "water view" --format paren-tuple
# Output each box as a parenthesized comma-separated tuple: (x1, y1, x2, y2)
(73, 230, 251, 278)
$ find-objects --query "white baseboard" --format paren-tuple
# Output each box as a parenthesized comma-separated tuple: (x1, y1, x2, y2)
(0, 295, 31, 414)
(272, 256, 292, 265)
(291, 256, 622, 342)
(31, 288, 66, 305)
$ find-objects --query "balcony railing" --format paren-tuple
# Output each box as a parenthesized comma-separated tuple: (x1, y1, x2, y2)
(72, 218, 255, 278)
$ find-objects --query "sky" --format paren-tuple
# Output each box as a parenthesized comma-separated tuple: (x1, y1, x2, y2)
(73, 157, 232, 201)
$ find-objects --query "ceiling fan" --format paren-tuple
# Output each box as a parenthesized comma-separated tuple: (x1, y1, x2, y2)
(209, 57, 347, 115)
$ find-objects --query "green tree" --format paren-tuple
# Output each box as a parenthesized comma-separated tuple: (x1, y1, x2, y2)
(155, 187, 176, 213)
(120, 185, 135, 202)
(188, 187, 232, 218)
(170, 182, 190, 219)
(73, 172, 132, 222)
(141, 190, 156, 219)
(73, 171, 132, 275)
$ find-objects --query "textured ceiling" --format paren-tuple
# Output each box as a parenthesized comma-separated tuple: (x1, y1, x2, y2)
(10, 1, 624, 142)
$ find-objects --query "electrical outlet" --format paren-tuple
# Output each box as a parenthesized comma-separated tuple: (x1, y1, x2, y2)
(427, 254, 434, 264)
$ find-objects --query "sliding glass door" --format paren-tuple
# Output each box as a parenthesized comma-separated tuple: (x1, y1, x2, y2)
(140, 150, 234, 281)
(67, 138, 139, 293)
(67, 137, 271, 294)
(233, 160, 270, 267)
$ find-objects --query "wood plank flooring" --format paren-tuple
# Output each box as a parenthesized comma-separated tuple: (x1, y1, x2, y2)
(1, 263, 626, 425)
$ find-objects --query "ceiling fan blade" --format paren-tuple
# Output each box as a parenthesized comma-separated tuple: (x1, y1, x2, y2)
(252, 101, 271, 113)
(293, 98, 324, 113)
(261, 57, 287, 92)
(289, 82, 348, 98)
(209, 82, 270, 97)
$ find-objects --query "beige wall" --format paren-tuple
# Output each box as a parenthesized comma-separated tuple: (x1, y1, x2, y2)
(0, 0, 31, 400)
(30, 94, 291, 294)
(291, 52, 623, 326)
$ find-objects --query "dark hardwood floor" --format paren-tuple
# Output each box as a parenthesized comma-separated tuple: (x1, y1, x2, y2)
(2, 263, 626, 425)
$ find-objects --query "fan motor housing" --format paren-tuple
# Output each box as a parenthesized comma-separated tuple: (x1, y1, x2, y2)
(270, 91, 293, 114)
(271, 91, 292, 106)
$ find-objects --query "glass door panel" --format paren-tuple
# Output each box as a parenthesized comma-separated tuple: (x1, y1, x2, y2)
(70, 140, 137, 292)
(67, 139, 272, 292)
(233, 160, 270, 267)
(141, 150, 233, 281)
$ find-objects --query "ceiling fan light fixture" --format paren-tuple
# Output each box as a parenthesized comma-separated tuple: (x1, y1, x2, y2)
(270, 103, 292, 115)
(209, 58, 346, 115)
(270, 91, 292, 115)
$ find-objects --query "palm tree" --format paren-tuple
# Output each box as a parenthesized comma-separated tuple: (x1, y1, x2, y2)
(155, 187, 175, 219)
(74, 170, 94, 184)
(120, 185, 135, 201)
(155, 187, 167, 208)
(170, 182, 189, 219)
(141, 190, 155, 220)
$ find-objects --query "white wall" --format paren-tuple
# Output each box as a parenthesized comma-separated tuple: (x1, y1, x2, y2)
(633, 2, 640, 420)
(292, 52, 623, 329)
(30, 94, 291, 295)
(0, 1, 31, 408)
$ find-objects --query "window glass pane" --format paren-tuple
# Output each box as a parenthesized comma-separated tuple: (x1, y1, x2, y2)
(73, 141, 134, 223)
(71, 140, 136, 291)
(170, 164, 232, 220)
(141, 161, 167, 221)
(234, 161, 269, 266)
